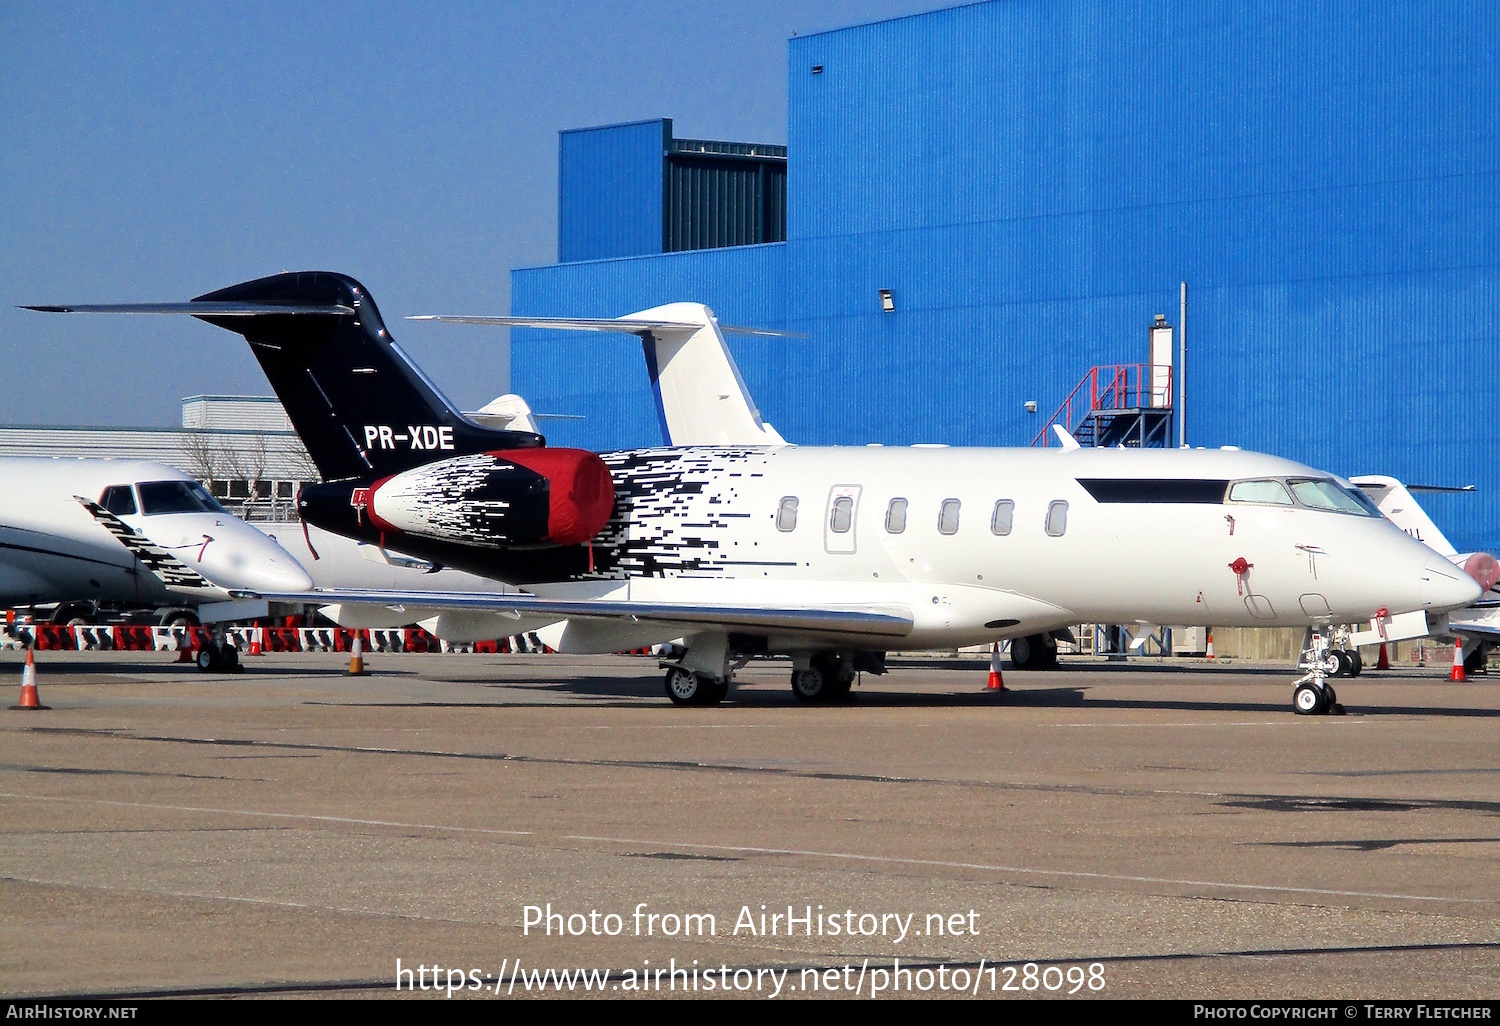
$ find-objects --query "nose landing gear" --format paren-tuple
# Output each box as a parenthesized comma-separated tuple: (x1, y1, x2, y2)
(1293, 631, 1346, 715)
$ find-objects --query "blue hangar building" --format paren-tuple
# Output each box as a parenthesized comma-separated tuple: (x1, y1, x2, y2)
(510, 1, 1500, 553)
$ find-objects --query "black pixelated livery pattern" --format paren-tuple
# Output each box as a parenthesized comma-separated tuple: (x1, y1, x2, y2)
(374, 453, 549, 548)
(585, 447, 798, 580)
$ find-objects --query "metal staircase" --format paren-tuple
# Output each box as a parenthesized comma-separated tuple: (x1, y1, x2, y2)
(1031, 364, 1174, 448)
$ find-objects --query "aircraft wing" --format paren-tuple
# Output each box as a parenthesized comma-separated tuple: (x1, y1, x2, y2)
(231, 588, 915, 639)
(1454, 620, 1500, 642)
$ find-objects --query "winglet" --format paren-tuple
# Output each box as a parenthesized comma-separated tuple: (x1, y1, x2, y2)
(1052, 424, 1081, 450)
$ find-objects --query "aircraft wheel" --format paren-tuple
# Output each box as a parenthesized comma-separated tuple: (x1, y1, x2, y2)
(700, 677, 728, 706)
(1009, 636, 1033, 670)
(1464, 647, 1486, 675)
(828, 674, 855, 702)
(664, 667, 702, 706)
(1330, 651, 1350, 677)
(1346, 650, 1362, 677)
(195, 647, 220, 673)
(223, 645, 241, 673)
(1293, 683, 1327, 716)
(791, 667, 827, 702)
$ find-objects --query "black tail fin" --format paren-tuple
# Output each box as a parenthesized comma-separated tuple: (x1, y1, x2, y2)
(191, 272, 543, 480)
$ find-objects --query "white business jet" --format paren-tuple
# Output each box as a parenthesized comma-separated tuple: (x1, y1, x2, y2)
(28, 272, 1483, 714)
(0, 458, 313, 662)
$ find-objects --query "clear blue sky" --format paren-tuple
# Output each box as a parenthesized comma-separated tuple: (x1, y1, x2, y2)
(1, 0, 936, 428)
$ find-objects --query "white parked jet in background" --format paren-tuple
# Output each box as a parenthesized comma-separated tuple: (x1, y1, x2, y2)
(0, 457, 312, 622)
(1351, 475, 1499, 673)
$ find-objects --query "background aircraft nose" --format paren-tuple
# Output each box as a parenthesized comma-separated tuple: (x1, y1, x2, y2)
(199, 525, 315, 593)
(1423, 561, 1482, 612)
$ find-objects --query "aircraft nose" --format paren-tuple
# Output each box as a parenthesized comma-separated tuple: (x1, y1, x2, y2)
(200, 525, 315, 593)
(1422, 560, 1483, 613)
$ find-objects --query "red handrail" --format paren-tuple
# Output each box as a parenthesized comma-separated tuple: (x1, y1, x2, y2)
(1031, 364, 1172, 446)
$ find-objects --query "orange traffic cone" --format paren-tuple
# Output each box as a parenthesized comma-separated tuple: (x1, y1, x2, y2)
(987, 642, 1006, 691)
(346, 632, 369, 676)
(1450, 642, 1466, 682)
(248, 626, 263, 656)
(1205, 630, 1215, 660)
(1376, 643, 1390, 670)
(10, 649, 49, 710)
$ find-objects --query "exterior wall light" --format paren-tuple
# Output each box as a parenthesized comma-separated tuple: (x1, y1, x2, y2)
(1025, 400, 1038, 413)
(879, 289, 895, 313)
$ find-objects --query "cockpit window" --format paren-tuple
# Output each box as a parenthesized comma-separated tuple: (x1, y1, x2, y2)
(137, 480, 228, 516)
(98, 485, 137, 516)
(1286, 478, 1379, 516)
(1227, 479, 1293, 506)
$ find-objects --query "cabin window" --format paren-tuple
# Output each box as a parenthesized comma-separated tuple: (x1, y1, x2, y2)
(990, 499, 1015, 536)
(885, 498, 908, 533)
(1228, 479, 1293, 506)
(829, 496, 854, 533)
(99, 485, 137, 516)
(938, 498, 961, 535)
(775, 496, 799, 532)
(1045, 500, 1069, 537)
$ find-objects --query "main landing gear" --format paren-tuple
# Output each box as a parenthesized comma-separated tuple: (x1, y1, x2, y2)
(194, 632, 241, 673)
(1292, 630, 1346, 716)
(790, 652, 856, 703)
(662, 666, 729, 707)
(1008, 633, 1059, 671)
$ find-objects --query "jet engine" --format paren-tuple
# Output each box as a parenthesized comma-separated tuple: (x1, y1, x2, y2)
(299, 448, 615, 550)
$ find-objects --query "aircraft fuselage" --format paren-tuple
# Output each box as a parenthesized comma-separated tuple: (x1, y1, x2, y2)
(297, 443, 1472, 650)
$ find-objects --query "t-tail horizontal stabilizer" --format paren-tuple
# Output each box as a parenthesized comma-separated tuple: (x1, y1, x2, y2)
(413, 305, 791, 447)
(25, 272, 546, 481)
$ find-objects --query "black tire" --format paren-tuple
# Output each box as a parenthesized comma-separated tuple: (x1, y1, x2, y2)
(1346, 650, 1362, 677)
(1293, 683, 1327, 715)
(1330, 650, 1350, 677)
(195, 647, 219, 672)
(701, 677, 729, 706)
(791, 667, 827, 702)
(163, 610, 199, 629)
(224, 646, 240, 672)
(664, 667, 701, 706)
(1464, 647, 1486, 675)
(1009, 636, 1033, 670)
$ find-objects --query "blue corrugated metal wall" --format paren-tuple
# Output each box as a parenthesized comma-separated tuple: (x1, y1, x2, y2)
(511, 243, 786, 451)
(518, 1, 1500, 552)
(558, 119, 667, 262)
